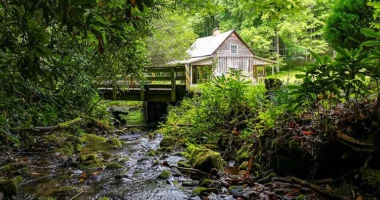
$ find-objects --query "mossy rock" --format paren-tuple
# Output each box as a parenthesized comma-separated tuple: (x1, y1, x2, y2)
(106, 162, 123, 169)
(361, 168, 380, 188)
(160, 136, 176, 148)
(107, 137, 122, 148)
(238, 161, 249, 171)
(188, 145, 223, 172)
(157, 170, 171, 179)
(158, 147, 173, 153)
(0, 176, 22, 196)
(192, 187, 218, 195)
(99, 198, 110, 200)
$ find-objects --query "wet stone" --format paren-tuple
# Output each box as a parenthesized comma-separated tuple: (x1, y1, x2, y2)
(208, 181, 222, 189)
(170, 168, 181, 177)
(182, 180, 200, 187)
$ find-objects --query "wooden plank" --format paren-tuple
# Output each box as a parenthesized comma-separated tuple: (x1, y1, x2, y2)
(146, 68, 172, 73)
(147, 77, 172, 81)
(176, 76, 186, 80)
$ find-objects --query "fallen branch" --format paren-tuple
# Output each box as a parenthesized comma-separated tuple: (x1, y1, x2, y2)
(337, 131, 374, 146)
(69, 190, 84, 200)
(288, 176, 344, 200)
(34, 117, 83, 132)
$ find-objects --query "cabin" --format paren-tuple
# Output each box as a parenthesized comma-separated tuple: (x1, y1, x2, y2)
(183, 29, 276, 85)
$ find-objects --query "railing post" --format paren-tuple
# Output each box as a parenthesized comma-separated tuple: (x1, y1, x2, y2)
(171, 67, 176, 101)
(140, 85, 146, 101)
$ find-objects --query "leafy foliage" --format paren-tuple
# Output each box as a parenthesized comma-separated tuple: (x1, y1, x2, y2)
(324, 0, 373, 49)
(0, 0, 158, 145)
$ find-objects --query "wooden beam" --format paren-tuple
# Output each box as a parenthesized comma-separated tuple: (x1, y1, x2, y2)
(185, 64, 191, 91)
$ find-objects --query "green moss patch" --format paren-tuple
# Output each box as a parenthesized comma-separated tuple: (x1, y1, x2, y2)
(187, 144, 224, 172)
(361, 168, 380, 188)
(106, 162, 123, 169)
(192, 187, 218, 195)
(157, 170, 171, 179)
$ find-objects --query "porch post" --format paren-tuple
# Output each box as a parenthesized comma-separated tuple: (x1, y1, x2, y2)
(185, 64, 191, 91)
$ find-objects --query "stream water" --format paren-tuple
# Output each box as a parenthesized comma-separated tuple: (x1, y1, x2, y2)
(13, 109, 198, 200)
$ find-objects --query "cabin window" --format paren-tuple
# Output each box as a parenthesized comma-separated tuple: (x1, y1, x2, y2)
(231, 44, 238, 54)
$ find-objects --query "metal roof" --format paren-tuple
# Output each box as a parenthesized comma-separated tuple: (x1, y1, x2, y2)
(187, 30, 234, 58)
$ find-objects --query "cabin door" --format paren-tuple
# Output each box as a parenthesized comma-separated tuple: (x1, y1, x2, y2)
(192, 66, 212, 84)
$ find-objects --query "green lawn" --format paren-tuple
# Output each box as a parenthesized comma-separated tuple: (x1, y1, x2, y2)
(267, 66, 305, 84)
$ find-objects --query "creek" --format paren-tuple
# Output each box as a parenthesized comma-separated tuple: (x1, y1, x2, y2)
(11, 108, 198, 200)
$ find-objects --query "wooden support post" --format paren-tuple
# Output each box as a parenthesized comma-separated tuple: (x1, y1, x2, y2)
(112, 81, 117, 100)
(140, 85, 146, 101)
(185, 64, 191, 91)
(171, 67, 176, 101)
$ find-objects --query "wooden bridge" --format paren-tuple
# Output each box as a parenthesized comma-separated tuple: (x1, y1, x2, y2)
(98, 66, 190, 103)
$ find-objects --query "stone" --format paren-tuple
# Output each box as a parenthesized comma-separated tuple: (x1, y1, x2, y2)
(182, 181, 200, 187)
(208, 181, 222, 189)
(169, 168, 181, 177)
(188, 146, 224, 172)
(192, 187, 218, 196)
(229, 186, 244, 197)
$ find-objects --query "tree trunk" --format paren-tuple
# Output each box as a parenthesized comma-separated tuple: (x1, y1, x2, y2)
(276, 30, 280, 73)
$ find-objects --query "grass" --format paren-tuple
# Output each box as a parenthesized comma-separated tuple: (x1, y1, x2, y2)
(100, 100, 142, 108)
(267, 66, 305, 84)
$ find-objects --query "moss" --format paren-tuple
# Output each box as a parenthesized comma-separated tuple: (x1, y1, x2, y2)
(101, 152, 112, 160)
(200, 178, 213, 187)
(106, 162, 123, 169)
(57, 117, 82, 128)
(56, 142, 75, 155)
(0, 176, 22, 196)
(0, 163, 14, 171)
(45, 134, 60, 143)
(157, 170, 171, 179)
(107, 137, 122, 148)
(160, 136, 176, 148)
(192, 187, 218, 195)
(99, 198, 110, 200)
(158, 147, 173, 153)
(361, 168, 380, 187)
(74, 144, 82, 153)
(239, 161, 249, 171)
(84, 154, 100, 165)
(80, 134, 111, 154)
(236, 147, 249, 163)
(65, 135, 81, 144)
(178, 160, 191, 168)
(187, 144, 223, 172)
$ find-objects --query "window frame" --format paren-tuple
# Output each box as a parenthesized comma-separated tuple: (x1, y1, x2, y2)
(230, 44, 238, 54)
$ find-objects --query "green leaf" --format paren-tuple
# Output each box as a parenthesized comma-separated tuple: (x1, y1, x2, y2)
(361, 41, 380, 47)
(361, 28, 380, 38)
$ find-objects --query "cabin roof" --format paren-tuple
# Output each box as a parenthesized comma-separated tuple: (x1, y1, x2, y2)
(187, 30, 235, 58)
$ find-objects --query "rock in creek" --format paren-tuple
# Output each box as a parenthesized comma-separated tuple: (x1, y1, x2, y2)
(182, 180, 200, 187)
(188, 146, 223, 172)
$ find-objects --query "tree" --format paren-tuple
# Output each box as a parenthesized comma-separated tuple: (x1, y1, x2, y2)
(324, 0, 373, 49)
(0, 0, 158, 145)
(146, 11, 197, 66)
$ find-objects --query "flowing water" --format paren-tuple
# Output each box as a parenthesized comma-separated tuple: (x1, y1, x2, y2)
(13, 108, 196, 200)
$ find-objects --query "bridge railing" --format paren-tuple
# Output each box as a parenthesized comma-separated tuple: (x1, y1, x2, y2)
(98, 66, 187, 102)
